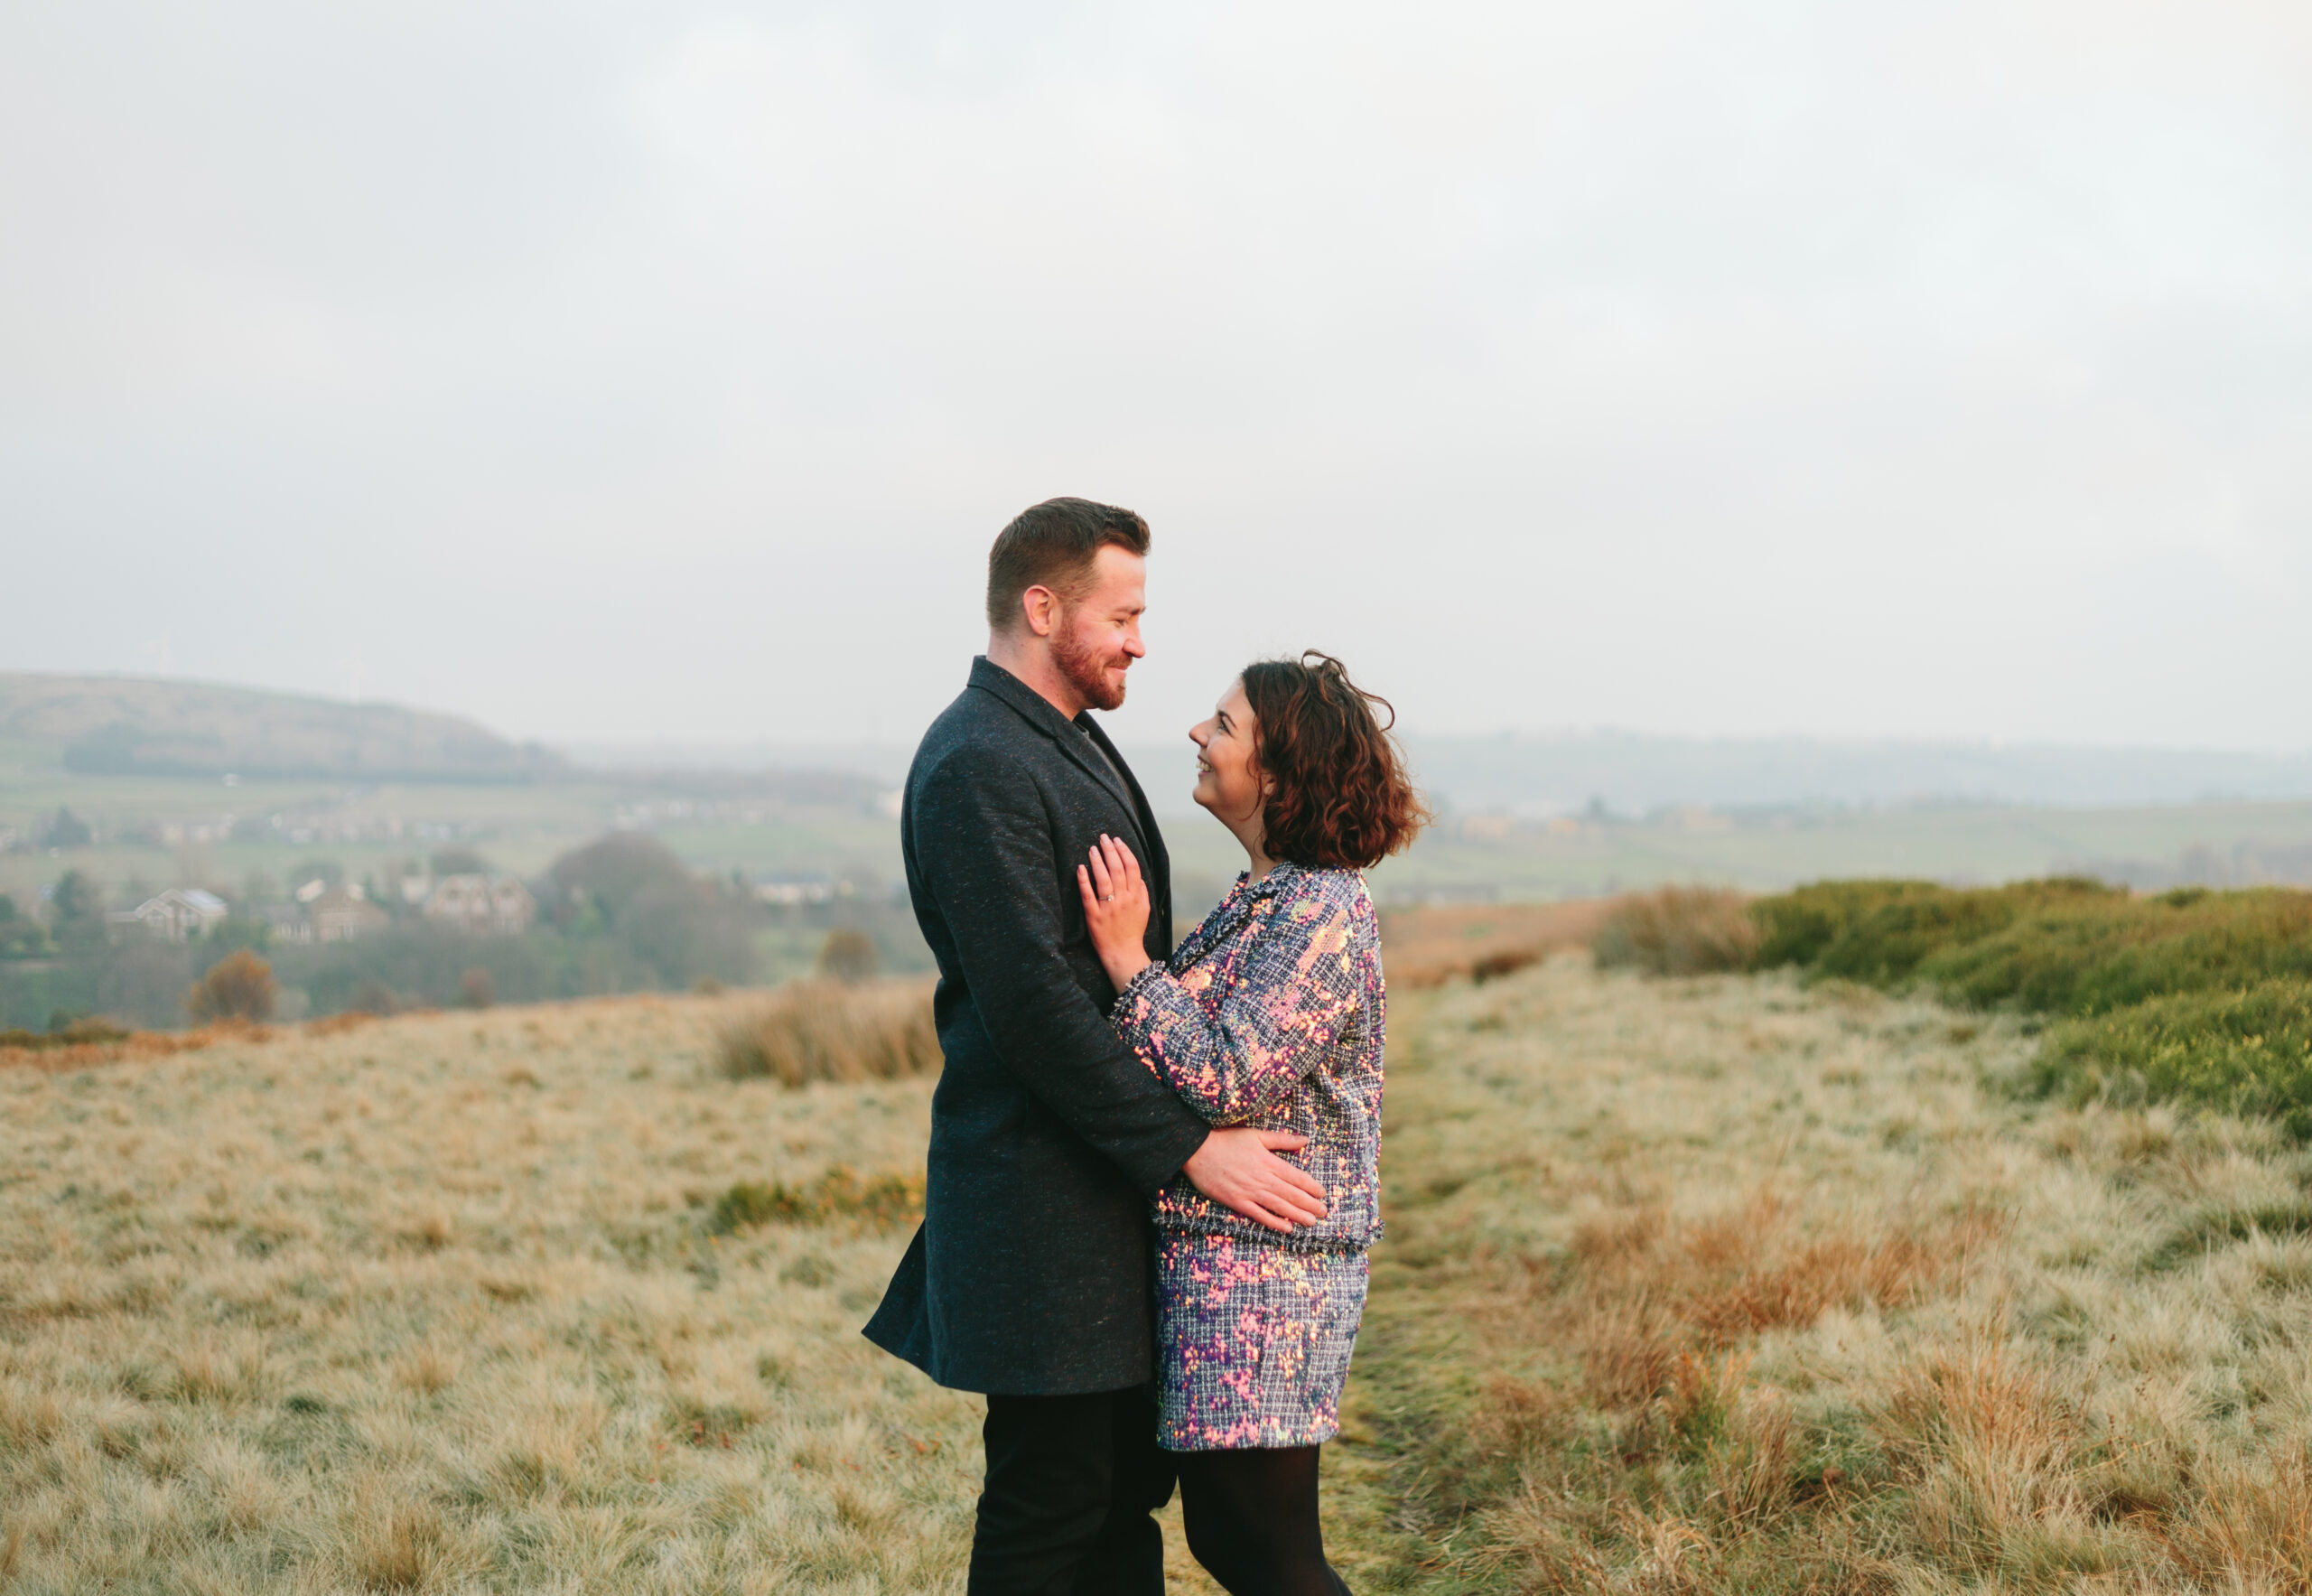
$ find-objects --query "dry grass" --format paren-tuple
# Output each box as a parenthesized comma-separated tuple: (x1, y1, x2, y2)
(1591, 884, 1760, 975)
(0, 1017, 276, 1072)
(713, 977, 940, 1087)
(1381, 899, 1616, 988)
(1361, 955, 2312, 1592)
(14, 948, 2312, 1591)
(0, 987, 977, 1592)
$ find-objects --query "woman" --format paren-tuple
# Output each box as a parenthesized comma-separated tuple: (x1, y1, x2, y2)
(1075, 651, 1424, 1596)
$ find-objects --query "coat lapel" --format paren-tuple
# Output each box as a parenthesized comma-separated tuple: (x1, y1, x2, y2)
(966, 658, 1151, 855)
(1077, 712, 1172, 939)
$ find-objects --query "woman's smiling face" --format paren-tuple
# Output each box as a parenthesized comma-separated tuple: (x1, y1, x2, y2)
(1189, 681, 1264, 828)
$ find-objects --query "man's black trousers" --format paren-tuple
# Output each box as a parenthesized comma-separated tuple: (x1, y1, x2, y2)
(968, 1383, 1173, 1595)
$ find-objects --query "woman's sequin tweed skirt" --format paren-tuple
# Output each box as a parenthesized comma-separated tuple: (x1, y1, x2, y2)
(1155, 1231, 1369, 1451)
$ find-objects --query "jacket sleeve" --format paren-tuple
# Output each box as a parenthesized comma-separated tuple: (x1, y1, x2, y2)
(1110, 879, 1365, 1126)
(911, 743, 1210, 1196)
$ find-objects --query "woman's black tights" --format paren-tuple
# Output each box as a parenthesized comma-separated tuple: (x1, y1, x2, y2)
(1175, 1445, 1351, 1596)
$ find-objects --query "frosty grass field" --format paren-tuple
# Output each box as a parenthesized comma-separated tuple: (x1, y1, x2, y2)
(7, 953, 2312, 1591)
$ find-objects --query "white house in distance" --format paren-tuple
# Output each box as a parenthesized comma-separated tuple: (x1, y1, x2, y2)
(756, 873, 848, 907)
(423, 873, 536, 936)
(305, 880, 390, 943)
(260, 879, 391, 945)
(122, 888, 229, 942)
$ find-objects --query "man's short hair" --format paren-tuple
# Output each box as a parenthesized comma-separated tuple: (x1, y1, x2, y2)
(985, 498, 1151, 631)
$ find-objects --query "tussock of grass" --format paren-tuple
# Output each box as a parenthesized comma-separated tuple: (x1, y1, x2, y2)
(1593, 885, 1760, 976)
(713, 976, 939, 1087)
(1555, 1191, 2005, 1399)
(710, 1166, 923, 1233)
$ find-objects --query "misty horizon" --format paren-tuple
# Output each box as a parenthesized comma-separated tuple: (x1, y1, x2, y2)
(23, 662, 2312, 815)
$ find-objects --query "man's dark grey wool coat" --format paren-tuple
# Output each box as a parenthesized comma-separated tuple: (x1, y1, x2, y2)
(863, 658, 1212, 1395)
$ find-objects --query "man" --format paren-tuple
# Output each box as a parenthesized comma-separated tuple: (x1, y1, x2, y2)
(864, 498, 1329, 1593)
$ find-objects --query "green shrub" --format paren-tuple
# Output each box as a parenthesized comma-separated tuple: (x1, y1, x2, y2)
(1748, 879, 2312, 1016)
(2030, 978, 2312, 1140)
(1594, 887, 1760, 976)
(1750, 880, 1944, 970)
(1805, 878, 2119, 989)
(1922, 886, 2312, 1016)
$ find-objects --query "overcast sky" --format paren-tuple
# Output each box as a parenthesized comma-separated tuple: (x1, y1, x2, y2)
(4, 1, 2307, 753)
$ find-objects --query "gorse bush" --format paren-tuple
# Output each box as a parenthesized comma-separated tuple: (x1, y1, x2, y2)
(1751, 879, 2312, 1015)
(2030, 977, 2312, 1140)
(714, 978, 939, 1087)
(1752, 877, 2312, 1136)
(1593, 886, 1760, 977)
(1926, 886, 2312, 1016)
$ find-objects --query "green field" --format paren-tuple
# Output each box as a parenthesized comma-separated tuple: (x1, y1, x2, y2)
(0, 775, 901, 914)
(14, 755, 2312, 916)
(1375, 799, 2312, 902)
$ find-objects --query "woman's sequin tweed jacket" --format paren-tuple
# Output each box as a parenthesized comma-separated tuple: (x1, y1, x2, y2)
(1111, 861, 1384, 1252)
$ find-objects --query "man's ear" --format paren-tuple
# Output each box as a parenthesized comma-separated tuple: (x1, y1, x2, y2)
(1020, 584, 1059, 639)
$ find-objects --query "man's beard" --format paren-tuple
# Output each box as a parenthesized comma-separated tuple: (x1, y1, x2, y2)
(1053, 618, 1128, 712)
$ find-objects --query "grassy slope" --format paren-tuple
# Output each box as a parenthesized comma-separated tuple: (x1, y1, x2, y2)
(9, 969, 2312, 1591)
(1345, 960, 2312, 1591)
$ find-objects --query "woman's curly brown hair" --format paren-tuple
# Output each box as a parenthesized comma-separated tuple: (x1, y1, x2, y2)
(1240, 652, 1429, 870)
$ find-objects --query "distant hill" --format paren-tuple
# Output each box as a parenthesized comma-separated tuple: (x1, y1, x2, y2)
(567, 730, 2312, 817)
(0, 674, 567, 783)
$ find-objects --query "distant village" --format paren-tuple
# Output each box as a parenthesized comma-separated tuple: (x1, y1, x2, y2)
(1, 801, 879, 962)
(0, 788, 900, 860)
(112, 870, 539, 947)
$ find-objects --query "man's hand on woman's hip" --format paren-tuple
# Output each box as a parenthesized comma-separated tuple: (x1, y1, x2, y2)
(1181, 1129, 1328, 1233)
